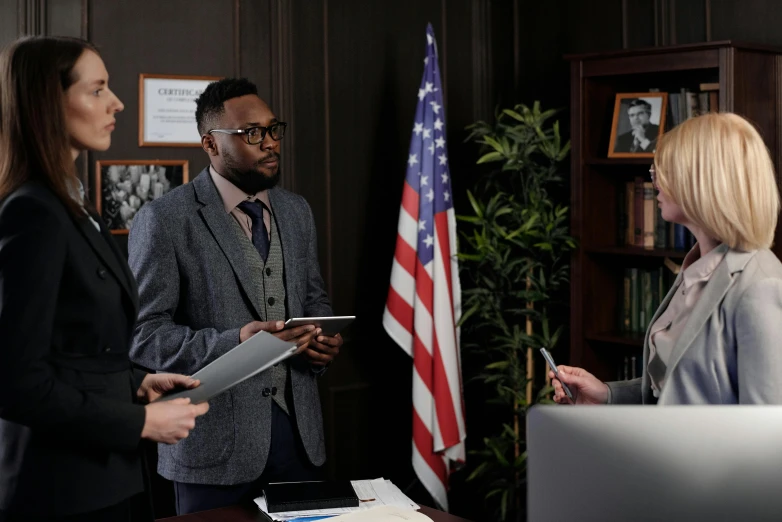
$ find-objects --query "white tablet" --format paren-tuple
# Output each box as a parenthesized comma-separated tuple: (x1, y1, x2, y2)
(283, 315, 355, 337)
(156, 330, 297, 404)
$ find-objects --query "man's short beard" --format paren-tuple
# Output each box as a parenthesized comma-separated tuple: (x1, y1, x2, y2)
(221, 151, 281, 193)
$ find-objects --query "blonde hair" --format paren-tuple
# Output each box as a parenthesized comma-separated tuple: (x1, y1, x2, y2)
(653, 112, 780, 251)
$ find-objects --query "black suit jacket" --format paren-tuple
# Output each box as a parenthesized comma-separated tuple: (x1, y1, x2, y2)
(0, 182, 147, 517)
(615, 123, 660, 153)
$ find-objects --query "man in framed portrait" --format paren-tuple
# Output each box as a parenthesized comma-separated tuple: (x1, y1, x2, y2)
(615, 98, 660, 153)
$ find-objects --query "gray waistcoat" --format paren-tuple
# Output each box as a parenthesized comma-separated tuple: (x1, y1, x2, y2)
(229, 206, 291, 414)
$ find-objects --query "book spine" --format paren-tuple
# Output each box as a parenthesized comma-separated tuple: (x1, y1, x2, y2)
(643, 182, 655, 250)
(674, 224, 686, 250)
(622, 268, 632, 332)
(642, 270, 653, 331)
(617, 182, 627, 246)
(633, 177, 644, 247)
(654, 204, 667, 249)
(630, 268, 639, 333)
(625, 182, 635, 245)
(709, 91, 719, 112)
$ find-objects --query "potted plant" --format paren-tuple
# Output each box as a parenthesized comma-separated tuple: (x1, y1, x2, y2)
(457, 102, 574, 521)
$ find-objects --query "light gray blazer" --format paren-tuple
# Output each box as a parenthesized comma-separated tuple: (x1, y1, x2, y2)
(128, 169, 332, 485)
(608, 246, 782, 405)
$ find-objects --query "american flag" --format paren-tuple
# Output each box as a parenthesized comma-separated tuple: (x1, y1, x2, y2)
(382, 23, 465, 512)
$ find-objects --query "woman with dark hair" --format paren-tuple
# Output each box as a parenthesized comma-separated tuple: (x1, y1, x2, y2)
(0, 36, 209, 522)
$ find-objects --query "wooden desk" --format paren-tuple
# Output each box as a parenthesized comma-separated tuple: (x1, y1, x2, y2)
(157, 502, 474, 522)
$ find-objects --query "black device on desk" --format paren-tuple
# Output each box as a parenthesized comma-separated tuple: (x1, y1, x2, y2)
(263, 480, 359, 513)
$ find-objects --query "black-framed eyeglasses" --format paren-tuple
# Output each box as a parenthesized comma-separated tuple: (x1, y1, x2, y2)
(208, 122, 287, 145)
(649, 165, 656, 186)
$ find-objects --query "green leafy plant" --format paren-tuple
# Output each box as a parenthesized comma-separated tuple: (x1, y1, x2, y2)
(457, 102, 575, 521)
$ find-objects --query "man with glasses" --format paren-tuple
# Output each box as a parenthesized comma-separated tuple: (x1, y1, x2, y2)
(127, 78, 342, 514)
(615, 98, 660, 153)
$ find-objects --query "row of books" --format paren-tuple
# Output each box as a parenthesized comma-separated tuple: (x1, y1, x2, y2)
(617, 178, 696, 250)
(667, 82, 719, 127)
(617, 355, 643, 381)
(620, 266, 676, 334)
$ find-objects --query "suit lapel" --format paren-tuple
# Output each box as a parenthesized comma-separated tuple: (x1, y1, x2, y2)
(641, 270, 683, 401)
(73, 212, 138, 317)
(193, 171, 264, 319)
(662, 248, 747, 390)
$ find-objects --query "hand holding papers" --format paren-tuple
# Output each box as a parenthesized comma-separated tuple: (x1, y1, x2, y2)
(155, 330, 297, 404)
(283, 316, 355, 337)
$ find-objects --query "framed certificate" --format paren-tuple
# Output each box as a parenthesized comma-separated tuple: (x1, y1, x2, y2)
(138, 74, 222, 147)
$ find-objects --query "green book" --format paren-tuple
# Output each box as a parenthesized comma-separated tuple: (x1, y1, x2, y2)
(630, 268, 640, 333)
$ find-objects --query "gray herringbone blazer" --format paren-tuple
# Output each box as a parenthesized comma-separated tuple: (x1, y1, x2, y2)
(608, 246, 782, 405)
(128, 169, 332, 485)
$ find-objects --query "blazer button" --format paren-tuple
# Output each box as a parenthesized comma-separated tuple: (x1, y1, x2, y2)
(262, 388, 271, 397)
(271, 386, 278, 396)
(268, 297, 275, 306)
(103, 345, 111, 353)
(97, 267, 107, 279)
(265, 267, 272, 276)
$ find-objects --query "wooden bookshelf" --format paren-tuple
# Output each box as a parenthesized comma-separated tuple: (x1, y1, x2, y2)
(567, 41, 782, 382)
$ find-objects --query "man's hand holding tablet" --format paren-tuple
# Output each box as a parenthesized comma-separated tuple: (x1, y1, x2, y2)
(284, 316, 355, 367)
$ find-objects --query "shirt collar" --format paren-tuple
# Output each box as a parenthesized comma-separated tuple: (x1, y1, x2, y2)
(208, 165, 270, 212)
(681, 242, 729, 290)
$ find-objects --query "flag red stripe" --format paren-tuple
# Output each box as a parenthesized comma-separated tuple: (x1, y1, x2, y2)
(434, 213, 455, 309)
(431, 334, 461, 447)
(386, 286, 414, 334)
(414, 259, 433, 316)
(413, 408, 447, 480)
(401, 182, 420, 221)
(413, 336, 433, 394)
(394, 233, 417, 276)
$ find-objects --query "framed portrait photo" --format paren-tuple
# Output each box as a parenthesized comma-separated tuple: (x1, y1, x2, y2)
(95, 160, 189, 234)
(608, 92, 668, 158)
(138, 74, 222, 147)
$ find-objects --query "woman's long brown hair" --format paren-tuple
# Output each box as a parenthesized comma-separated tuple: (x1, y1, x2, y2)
(0, 36, 99, 216)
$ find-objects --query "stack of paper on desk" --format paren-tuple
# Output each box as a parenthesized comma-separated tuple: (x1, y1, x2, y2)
(254, 478, 419, 521)
(327, 505, 433, 521)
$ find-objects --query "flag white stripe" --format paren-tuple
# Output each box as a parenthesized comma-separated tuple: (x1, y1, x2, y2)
(398, 206, 418, 249)
(413, 443, 449, 511)
(389, 257, 416, 306)
(382, 306, 413, 357)
(432, 232, 466, 445)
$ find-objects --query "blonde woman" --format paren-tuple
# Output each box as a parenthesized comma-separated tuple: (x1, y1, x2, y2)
(554, 112, 782, 405)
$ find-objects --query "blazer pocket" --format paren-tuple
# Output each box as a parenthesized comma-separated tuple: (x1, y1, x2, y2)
(172, 391, 235, 469)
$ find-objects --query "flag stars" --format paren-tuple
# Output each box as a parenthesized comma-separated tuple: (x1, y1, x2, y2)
(433, 118, 443, 131)
(413, 123, 424, 136)
(426, 188, 434, 202)
(441, 173, 449, 184)
(435, 137, 445, 148)
(418, 88, 426, 101)
(421, 175, 429, 186)
(423, 128, 432, 139)
(428, 143, 435, 155)
(425, 82, 434, 93)
(427, 33, 433, 45)
(408, 154, 418, 167)
(423, 234, 434, 247)
(418, 219, 426, 231)
(430, 101, 441, 114)
(444, 191, 450, 202)
(438, 153, 448, 166)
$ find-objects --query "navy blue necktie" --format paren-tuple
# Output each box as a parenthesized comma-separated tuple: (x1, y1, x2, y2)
(237, 200, 270, 261)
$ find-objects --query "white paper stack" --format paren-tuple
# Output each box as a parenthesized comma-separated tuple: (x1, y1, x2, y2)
(253, 478, 419, 521)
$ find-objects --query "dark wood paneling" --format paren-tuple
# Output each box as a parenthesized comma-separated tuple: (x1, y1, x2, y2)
(672, 0, 707, 44)
(0, 0, 20, 45)
(711, 0, 782, 46)
(46, 0, 82, 37)
(623, 0, 656, 49)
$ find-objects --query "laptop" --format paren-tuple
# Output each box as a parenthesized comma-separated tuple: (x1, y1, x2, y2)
(527, 405, 782, 522)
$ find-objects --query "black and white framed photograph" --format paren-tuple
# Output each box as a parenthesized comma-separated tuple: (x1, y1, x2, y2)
(608, 92, 668, 158)
(95, 160, 189, 234)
